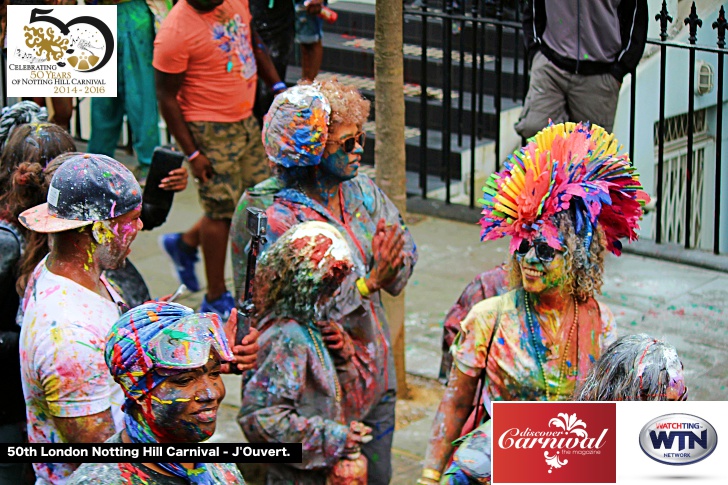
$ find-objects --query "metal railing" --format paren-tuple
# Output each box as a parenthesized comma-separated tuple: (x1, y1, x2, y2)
(405, 0, 727, 254)
(637, 1, 726, 254)
(405, 0, 526, 208)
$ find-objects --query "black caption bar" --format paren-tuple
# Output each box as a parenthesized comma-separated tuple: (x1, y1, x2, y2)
(1, 443, 302, 464)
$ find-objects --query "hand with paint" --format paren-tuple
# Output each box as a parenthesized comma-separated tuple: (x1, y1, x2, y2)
(366, 219, 406, 293)
(222, 309, 260, 373)
(189, 152, 213, 184)
(316, 319, 354, 364)
(304, 0, 323, 15)
(344, 421, 373, 452)
(159, 166, 188, 192)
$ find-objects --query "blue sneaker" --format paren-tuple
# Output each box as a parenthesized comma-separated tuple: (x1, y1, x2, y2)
(160, 233, 200, 292)
(200, 291, 236, 320)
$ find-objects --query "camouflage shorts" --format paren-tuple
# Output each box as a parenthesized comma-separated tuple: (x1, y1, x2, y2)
(187, 117, 270, 220)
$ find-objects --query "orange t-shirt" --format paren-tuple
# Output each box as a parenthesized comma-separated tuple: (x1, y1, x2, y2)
(153, 0, 258, 122)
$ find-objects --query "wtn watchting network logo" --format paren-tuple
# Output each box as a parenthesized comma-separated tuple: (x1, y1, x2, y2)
(492, 403, 616, 483)
(639, 413, 718, 466)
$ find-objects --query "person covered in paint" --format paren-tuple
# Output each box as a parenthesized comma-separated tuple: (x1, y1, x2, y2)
(256, 79, 418, 484)
(68, 301, 247, 484)
(16, 154, 144, 485)
(419, 122, 650, 484)
(239, 221, 373, 483)
(0, 120, 74, 485)
(16, 153, 259, 485)
(575, 334, 688, 401)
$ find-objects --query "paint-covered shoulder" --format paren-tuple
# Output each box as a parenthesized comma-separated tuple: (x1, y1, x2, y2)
(347, 173, 380, 212)
(469, 288, 519, 318)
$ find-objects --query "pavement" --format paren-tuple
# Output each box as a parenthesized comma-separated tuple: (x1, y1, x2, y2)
(96, 144, 727, 483)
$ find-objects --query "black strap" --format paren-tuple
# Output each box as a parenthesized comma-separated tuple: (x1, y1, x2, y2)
(472, 301, 502, 425)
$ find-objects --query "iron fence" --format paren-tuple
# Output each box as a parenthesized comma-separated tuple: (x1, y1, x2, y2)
(405, 0, 727, 254)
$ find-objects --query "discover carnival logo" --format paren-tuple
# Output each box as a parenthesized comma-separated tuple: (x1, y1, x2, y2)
(639, 413, 718, 465)
(493, 402, 616, 483)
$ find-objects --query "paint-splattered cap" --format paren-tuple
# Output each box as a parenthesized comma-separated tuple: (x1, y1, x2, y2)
(262, 84, 331, 167)
(18, 153, 142, 233)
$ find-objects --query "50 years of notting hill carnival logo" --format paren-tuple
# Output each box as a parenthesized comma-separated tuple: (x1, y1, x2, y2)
(492, 402, 617, 483)
(6, 6, 117, 97)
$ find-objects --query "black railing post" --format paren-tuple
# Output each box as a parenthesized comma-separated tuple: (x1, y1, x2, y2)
(494, 0, 503, 171)
(470, 1, 480, 208)
(655, 0, 672, 245)
(629, 69, 636, 162)
(684, 1, 702, 249)
(443, 1, 453, 203)
(457, 1, 466, 147)
(713, 5, 727, 254)
(419, 1, 429, 198)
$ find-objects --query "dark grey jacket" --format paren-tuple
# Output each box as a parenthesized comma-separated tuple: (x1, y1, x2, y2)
(523, 0, 649, 81)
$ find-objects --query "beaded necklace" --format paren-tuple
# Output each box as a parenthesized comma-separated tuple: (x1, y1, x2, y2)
(306, 326, 342, 403)
(524, 292, 578, 401)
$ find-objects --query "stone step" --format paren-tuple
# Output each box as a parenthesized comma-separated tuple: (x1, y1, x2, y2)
(292, 32, 526, 98)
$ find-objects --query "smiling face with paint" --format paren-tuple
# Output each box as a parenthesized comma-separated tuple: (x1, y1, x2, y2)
(142, 355, 226, 443)
(516, 235, 567, 295)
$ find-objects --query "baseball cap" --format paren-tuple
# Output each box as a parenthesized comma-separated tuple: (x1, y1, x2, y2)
(19, 153, 142, 233)
(262, 84, 331, 167)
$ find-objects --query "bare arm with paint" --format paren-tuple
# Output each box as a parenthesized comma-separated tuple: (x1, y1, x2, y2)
(421, 366, 479, 481)
(52, 410, 115, 444)
(154, 69, 213, 184)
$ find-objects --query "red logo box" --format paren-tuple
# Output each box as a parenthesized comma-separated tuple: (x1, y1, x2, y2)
(492, 402, 616, 483)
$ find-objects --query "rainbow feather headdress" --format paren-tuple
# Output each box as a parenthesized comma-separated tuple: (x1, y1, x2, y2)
(479, 122, 649, 256)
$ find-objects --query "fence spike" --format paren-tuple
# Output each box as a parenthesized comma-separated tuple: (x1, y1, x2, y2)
(656, 0, 673, 41)
(685, 1, 703, 45)
(713, 5, 727, 49)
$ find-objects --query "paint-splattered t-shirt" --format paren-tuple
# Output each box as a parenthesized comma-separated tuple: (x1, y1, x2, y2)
(451, 288, 616, 403)
(262, 174, 418, 418)
(67, 432, 246, 484)
(19, 258, 125, 485)
(153, 0, 258, 122)
(439, 263, 511, 380)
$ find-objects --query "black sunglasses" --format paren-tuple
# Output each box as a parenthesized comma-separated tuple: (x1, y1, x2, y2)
(516, 239, 558, 263)
(328, 131, 366, 153)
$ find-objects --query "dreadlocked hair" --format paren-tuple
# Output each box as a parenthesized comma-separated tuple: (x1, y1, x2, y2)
(509, 211, 606, 303)
(575, 334, 684, 401)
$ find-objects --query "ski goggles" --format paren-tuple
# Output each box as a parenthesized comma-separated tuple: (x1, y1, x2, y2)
(146, 313, 234, 369)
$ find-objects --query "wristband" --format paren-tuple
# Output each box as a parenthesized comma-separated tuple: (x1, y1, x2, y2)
(271, 81, 287, 93)
(187, 150, 201, 161)
(421, 468, 441, 481)
(356, 277, 371, 298)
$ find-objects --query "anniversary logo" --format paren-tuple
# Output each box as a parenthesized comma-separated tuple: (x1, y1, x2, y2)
(6, 5, 117, 97)
(493, 402, 617, 483)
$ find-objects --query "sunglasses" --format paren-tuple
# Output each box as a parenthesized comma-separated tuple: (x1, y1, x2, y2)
(516, 239, 560, 263)
(327, 131, 366, 153)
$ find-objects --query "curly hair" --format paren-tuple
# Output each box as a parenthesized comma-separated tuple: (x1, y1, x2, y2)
(315, 77, 371, 128)
(12, 151, 80, 296)
(0, 123, 77, 223)
(575, 334, 685, 401)
(509, 211, 606, 302)
(253, 222, 353, 324)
